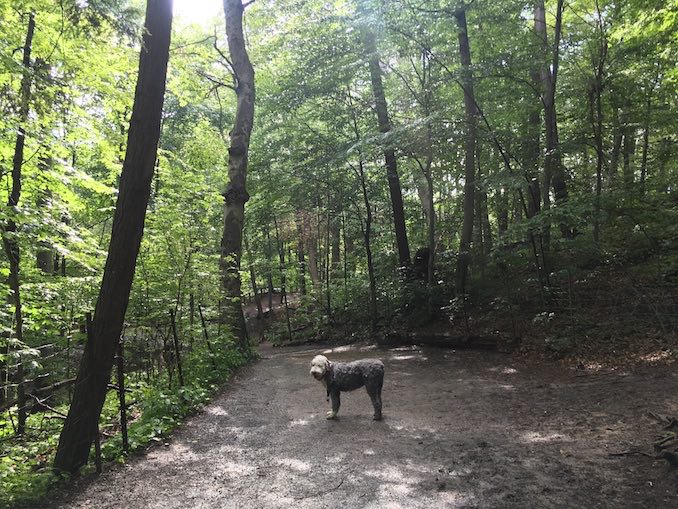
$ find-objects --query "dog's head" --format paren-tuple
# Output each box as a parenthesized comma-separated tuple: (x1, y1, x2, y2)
(310, 355, 331, 381)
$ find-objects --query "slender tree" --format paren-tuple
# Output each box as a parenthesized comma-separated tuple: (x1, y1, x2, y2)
(360, 2, 411, 268)
(54, 0, 173, 473)
(219, 0, 256, 351)
(535, 0, 570, 240)
(0, 12, 36, 433)
(454, 5, 478, 294)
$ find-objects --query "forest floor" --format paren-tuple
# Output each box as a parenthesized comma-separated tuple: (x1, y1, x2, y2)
(44, 341, 678, 508)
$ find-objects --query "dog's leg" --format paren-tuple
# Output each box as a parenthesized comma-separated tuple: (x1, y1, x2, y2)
(327, 391, 340, 419)
(366, 382, 383, 421)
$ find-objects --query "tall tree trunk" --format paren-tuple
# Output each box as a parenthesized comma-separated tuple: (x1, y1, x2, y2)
(497, 188, 509, 236)
(454, 6, 477, 294)
(36, 172, 55, 274)
(657, 137, 671, 193)
(243, 232, 262, 318)
(219, 0, 255, 352)
(623, 125, 635, 189)
(358, 161, 378, 330)
(609, 105, 622, 180)
(347, 90, 378, 328)
(639, 97, 651, 196)
(535, 0, 570, 240)
(524, 113, 541, 218)
(591, 82, 604, 242)
(305, 211, 319, 284)
(294, 210, 306, 296)
(361, 22, 410, 268)
(325, 197, 332, 316)
(54, 0, 172, 474)
(273, 217, 293, 341)
(330, 214, 341, 276)
(265, 229, 274, 311)
(591, 5, 607, 242)
(480, 189, 492, 255)
(0, 12, 35, 433)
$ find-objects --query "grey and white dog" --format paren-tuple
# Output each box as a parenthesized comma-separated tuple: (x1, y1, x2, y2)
(309, 354, 384, 420)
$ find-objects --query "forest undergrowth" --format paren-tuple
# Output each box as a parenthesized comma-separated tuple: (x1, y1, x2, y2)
(0, 340, 249, 508)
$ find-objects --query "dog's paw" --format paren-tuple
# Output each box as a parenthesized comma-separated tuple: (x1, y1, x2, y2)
(373, 413, 383, 421)
(326, 410, 337, 420)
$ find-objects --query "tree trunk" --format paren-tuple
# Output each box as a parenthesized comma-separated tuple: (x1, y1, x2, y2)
(219, 0, 255, 352)
(623, 125, 635, 188)
(362, 24, 410, 268)
(265, 229, 274, 311)
(273, 217, 293, 341)
(639, 96, 651, 196)
(330, 214, 341, 276)
(535, 0, 570, 239)
(305, 212, 319, 284)
(497, 188, 509, 235)
(1, 12, 35, 433)
(54, 0, 172, 474)
(480, 189, 492, 255)
(454, 7, 477, 295)
(524, 106, 541, 218)
(609, 106, 622, 180)
(347, 90, 378, 328)
(591, 5, 607, 242)
(591, 82, 604, 242)
(243, 233, 262, 318)
(657, 137, 670, 193)
(294, 211, 306, 296)
(358, 160, 378, 330)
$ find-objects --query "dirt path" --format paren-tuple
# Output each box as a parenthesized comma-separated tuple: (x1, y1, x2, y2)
(46, 343, 678, 508)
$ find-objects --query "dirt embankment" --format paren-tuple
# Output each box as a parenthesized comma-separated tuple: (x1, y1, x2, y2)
(46, 342, 678, 508)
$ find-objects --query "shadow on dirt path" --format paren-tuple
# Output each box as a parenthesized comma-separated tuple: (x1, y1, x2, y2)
(46, 343, 678, 508)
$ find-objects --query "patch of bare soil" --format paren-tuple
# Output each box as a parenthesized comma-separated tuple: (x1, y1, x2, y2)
(44, 343, 678, 508)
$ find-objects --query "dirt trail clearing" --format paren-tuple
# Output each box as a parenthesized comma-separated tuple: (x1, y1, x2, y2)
(47, 343, 678, 508)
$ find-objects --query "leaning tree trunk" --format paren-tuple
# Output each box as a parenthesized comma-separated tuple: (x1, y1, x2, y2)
(0, 12, 35, 432)
(54, 0, 172, 474)
(454, 6, 478, 295)
(361, 15, 410, 268)
(219, 0, 255, 352)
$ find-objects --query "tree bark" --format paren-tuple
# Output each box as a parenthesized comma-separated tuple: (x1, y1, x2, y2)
(243, 232, 262, 318)
(54, 0, 172, 473)
(524, 103, 541, 218)
(609, 105, 622, 179)
(219, 0, 255, 352)
(0, 12, 35, 433)
(497, 188, 509, 235)
(454, 7, 477, 294)
(535, 0, 570, 239)
(265, 229, 274, 311)
(622, 124, 635, 188)
(362, 24, 411, 268)
(305, 211, 319, 284)
(294, 210, 306, 296)
(347, 90, 377, 328)
(639, 95, 651, 196)
(330, 214, 341, 275)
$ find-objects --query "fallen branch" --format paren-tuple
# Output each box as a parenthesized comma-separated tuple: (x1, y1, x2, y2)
(609, 450, 655, 458)
(294, 479, 344, 500)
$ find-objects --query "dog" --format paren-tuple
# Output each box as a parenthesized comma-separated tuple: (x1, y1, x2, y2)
(309, 354, 384, 420)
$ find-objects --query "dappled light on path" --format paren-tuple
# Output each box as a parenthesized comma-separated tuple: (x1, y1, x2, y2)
(46, 342, 678, 508)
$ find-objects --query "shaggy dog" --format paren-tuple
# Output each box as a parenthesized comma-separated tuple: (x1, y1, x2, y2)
(309, 354, 384, 420)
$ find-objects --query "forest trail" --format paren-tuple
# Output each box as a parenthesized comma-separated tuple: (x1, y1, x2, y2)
(46, 343, 678, 508)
